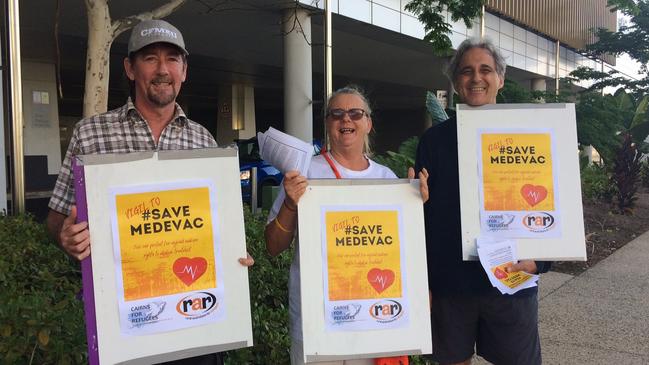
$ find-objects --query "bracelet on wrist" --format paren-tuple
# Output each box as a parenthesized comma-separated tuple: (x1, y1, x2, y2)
(274, 217, 293, 233)
(283, 200, 297, 212)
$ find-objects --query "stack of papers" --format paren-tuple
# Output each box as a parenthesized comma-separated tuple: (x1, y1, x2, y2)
(257, 127, 313, 176)
(476, 238, 538, 295)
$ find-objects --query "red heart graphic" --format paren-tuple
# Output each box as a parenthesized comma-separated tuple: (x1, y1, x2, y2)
(520, 184, 548, 207)
(173, 257, 208, 286)
(367, 268, 395, 294)
(494, 267, 508, 280)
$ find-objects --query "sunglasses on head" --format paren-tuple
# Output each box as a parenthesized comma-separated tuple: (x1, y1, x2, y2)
(326, 108, 368, 121)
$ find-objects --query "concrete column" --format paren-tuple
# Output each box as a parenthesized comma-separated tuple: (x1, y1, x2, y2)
(531, 78, 547, 103)
(8, 0, 25, 213)
(554, 40, 560, 95)
(0, 74, 6, 213)
(283, 8, 313, 143)
(531, 78, 546, 92)
(479, 6, 485, 38)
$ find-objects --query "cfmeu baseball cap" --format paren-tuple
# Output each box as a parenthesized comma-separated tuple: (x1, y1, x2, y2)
(128, 19, 188, 55)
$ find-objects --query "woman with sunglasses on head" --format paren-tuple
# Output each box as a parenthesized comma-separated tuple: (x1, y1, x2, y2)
(265, 85, 429, 365)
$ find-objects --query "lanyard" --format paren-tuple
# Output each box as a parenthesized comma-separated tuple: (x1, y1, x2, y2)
(320, 147, 342, 179)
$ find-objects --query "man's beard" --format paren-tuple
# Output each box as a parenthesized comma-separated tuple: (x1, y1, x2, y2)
(146, 77, 178, 107)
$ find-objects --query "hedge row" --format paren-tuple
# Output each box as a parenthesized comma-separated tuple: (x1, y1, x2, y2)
(0, 208, 293, 364)
(0, 210, 430, 364)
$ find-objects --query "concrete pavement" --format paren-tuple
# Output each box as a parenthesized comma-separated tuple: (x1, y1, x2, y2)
(474, 230, 649, 364)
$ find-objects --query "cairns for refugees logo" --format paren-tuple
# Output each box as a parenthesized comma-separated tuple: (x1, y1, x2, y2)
(330, 304, 362, 324)
(128, 302, 166, 328)
(486, 213, 515, 231)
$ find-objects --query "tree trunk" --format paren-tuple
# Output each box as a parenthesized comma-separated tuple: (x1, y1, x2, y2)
(83, 0, 113, 117)
(82, 0, 188, 117)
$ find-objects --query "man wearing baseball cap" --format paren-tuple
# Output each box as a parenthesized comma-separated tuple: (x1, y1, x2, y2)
(46, 19, 252, 365)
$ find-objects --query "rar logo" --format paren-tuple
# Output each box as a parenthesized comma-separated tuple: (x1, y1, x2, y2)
(175, 292, 218, 319)
(369, 300, 403, 323)
(522, 212, 555, 232)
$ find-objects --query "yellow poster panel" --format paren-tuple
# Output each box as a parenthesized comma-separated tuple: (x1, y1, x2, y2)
(482, 133, 554, 211)
(115, 187, 216, 301)
(325, 210, 401, 301)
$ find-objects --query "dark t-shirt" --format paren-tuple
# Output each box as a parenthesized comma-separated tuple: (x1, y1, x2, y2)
(415, 117, 546, 296)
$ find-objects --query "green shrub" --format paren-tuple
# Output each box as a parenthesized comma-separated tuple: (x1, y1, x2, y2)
(580, 163, 614, 202)
(225, 206, 292, 364)
(0, 214, 86, 364)
(641, 159, 649, 188)
(373, 137, 419, 178)
(0, 210, 427, 364)
(613, 133, 643, 213)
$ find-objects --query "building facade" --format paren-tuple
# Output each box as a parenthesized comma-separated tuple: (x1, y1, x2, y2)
(2, 0, 618, 216)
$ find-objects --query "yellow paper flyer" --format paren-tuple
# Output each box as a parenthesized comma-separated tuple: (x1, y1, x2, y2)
(109, 180, 225, 335)
(491, 263, 534, 289)
(478, 130, 561, 238)
(115, 187, 216, 300)
(321, 206, 409, 331)
(476, 238, 539, 294)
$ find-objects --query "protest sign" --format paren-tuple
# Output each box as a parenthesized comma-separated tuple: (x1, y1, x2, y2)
(322, 206, 408, 332)
(108, 180, 225, 335)
(478, 130, 560, 239)
(298, 179, 431, 363)
(76, 148, 252, 364)
(457, 103, 586, 261)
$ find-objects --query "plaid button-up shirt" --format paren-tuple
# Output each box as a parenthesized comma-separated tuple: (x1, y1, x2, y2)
(49, 99, 217, 215)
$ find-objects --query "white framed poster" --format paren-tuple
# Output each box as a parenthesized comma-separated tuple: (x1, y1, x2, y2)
(107, 179, 226, 336)
(320, 204, 409, 332)
(457, 103, 587, 261)
(298, 179, 432, 363)
(81, 148, 252, 364)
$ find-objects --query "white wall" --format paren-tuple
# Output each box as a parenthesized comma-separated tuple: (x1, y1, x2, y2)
(21, 62, 61, 175)
(233, 85, 256, 141)
(215, 84, 256, 146)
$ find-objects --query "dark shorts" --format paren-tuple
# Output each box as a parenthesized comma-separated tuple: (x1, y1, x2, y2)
(430, 290, 541, 365)
(157, 353, 223, 365)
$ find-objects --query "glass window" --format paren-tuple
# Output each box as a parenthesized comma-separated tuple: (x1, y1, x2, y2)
(513, 53, 526, 69)
(514, 25, 526, 41)
(372, 3, 400, 32)
(485, 12, 499, 31)
(485, 28, 500, 47)
(500, 34, 514, 51)
(500, 48, 514, 66)
(340, 0, 371, 23)
(526, 43, 538, 59)
(500, 18, 514, 36)
(373, 0, 400, 11)
(401, 14, 425, 39)
(514, 39, 526, 55)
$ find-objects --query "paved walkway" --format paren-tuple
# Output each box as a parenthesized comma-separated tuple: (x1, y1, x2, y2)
(474, 230, 649, 364)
